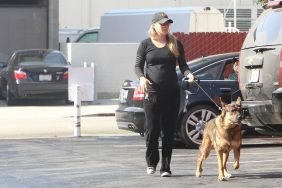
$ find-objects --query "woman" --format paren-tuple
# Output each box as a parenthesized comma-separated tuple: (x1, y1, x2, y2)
(135, 12, 194, 177)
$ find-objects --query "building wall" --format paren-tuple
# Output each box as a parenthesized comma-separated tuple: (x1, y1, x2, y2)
(60, 43, 138, 99)
(59, 0, 262, 30)
(49, 0, 59, 49)
(0, 0, 59, 59)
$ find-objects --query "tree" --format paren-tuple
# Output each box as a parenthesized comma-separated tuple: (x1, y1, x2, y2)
(256, 0, 268, 5)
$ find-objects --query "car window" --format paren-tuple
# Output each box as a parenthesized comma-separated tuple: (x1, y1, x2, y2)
(16, 52, 68, 66)
(44, 53, 68, 65)
(76, 32, 98, 43)
(222, 60, 238, 80)
(254, 9, 282, 45)
(194, 62, 222, 80)
(189, 56, 219, 68)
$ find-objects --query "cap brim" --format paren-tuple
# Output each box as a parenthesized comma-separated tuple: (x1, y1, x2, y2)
(157, 18, 173, 24)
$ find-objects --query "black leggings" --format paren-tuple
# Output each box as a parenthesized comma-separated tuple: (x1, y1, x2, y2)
(144, 90, 180, 173)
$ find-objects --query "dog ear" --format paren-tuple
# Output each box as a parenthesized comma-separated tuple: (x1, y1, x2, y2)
(220, 97, 227, 107)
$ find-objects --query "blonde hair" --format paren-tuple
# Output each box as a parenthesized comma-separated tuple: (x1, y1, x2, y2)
(148, 24, 180, 58)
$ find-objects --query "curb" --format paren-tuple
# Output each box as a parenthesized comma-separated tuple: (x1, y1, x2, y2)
(82, 113, 115, 117)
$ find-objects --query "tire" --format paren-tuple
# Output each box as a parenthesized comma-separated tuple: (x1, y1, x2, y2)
(180, 105, 218, 148)
(6, 85, 16, 106)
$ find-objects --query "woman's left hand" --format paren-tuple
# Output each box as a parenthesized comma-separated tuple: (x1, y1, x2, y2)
(186, 73, 195, 83)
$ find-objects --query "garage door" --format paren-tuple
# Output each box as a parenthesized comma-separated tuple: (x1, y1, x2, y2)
(0, 0, 48, 62)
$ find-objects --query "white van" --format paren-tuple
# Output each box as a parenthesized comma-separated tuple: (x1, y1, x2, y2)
(98, 7, 225, 43)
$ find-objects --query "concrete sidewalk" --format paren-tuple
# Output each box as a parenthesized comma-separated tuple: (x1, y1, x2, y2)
(80, 98, 119, 116)
(0, 98, 134, 139)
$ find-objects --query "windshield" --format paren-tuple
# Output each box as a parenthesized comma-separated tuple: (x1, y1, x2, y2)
(76, 32, 98, 43)
(253, 9, 282, 46)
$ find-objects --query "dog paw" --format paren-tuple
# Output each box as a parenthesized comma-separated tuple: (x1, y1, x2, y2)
(233, 162, 240, 170)
(218, 176, 227, 181)
(224, 172, 232, 178)
(195, 171, 202, 177)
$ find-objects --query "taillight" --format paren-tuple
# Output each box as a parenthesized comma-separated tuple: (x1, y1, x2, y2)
(63, 71, 68, 79)
(131, 86, 144, 101)
(280, 49, 282, 86)
(14, 70, 27, 80)
(267, 1, 282, 9)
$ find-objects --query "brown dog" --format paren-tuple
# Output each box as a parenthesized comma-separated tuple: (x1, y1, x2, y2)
(195, 97, 242, 181)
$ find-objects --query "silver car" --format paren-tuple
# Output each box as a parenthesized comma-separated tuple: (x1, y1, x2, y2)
(239, 1, 282, 135)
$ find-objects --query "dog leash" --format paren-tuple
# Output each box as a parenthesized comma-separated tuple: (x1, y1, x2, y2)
(193, 80, 222, 111)
(183, 77, 221, 112)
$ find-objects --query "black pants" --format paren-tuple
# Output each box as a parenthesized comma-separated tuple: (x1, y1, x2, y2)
(144, 89, 180, 173)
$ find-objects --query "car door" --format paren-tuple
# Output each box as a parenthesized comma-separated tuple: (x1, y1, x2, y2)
(216, 59, 241, 102)
(188, 58, 239, 106)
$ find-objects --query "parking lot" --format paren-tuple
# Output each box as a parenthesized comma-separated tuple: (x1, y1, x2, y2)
(0, 99, 282, 187)
(0, 135, 282, 187)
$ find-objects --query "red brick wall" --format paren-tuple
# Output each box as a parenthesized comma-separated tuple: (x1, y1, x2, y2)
(174, 32, 247, 62)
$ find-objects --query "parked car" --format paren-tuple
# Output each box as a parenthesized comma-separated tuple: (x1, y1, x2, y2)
(0, 52, 9, 69)
(0, 49, 70, 105)
(59, 28, 87, 43)
(115, 52, 241, 148)
(74, 28, 100, 43)
(239, 1, 282, 135)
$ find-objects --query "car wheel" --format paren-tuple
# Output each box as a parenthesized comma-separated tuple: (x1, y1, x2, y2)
(180, 105, 218, 148)
(6, 85, 16, 106)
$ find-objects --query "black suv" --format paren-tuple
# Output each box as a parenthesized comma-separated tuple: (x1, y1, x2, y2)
(239, 1, 282, 135)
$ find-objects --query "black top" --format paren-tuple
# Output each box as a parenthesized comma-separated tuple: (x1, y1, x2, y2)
(135, 38, 190, 93)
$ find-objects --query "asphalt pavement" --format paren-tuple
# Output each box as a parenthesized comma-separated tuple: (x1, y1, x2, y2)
(1, 135, 282, 188)
(1, 99, 282, 187)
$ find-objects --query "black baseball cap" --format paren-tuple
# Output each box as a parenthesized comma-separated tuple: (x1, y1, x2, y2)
(152, 12, 173, 24)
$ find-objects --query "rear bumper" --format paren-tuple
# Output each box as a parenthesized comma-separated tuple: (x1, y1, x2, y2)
(115, 107, 145, 134)
(15, 83, 68, 99)
(241, 88, 282, 135)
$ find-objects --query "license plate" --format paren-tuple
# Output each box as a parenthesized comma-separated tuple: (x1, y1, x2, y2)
(249, 69, 260, 83)
(39, 74, 52, 81)
(119, 89, 128, 103)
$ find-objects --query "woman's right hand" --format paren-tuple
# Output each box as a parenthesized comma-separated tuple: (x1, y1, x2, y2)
(139, 76, 152, 93)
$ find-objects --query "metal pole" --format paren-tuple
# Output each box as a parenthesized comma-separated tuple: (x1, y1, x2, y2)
(234, 0, 237, 29)
(91, 62, 95, 101)
(74, 85, 81, 137)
